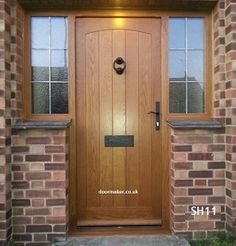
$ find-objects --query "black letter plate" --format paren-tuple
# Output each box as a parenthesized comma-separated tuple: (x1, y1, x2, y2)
(105, 135, 134, 147)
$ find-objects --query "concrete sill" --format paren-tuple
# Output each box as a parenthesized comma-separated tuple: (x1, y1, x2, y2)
(167, 120, 224, 130)
(13, 120, 72, 130)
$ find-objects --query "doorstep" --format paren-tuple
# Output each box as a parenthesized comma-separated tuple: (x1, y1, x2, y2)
(51, 236, 190, 246)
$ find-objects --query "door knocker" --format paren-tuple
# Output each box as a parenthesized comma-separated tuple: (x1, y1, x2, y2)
(113, 57, 126, 75)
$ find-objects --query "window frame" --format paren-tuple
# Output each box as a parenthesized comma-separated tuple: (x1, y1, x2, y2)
(166, 13, 213, 120)
(23, 13, 74, 120)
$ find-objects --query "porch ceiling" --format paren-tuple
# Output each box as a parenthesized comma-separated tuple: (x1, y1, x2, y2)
(18, 0, 218, 11)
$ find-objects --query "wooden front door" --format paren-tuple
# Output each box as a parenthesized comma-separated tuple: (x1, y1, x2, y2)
(76, 18, 162, 226)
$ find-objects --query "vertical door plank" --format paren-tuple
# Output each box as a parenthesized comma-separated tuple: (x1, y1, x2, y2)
(77, 20, 87, 211)
(138, 32, 152, 206)
(99, 31, 113, 207)
(112, 30, 126, 207)
(86, 32, 100, 207)
(126, 31, 140, 207)
(151, 19, 162, 217)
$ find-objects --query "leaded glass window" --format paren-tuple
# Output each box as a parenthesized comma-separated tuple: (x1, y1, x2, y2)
(169, 17, 205, 114)
(31, 17, 68, 114)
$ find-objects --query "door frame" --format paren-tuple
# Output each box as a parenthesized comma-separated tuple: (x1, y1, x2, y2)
(76, 17, 163, 227)
(71, 11, 170, 233)
(24, 9, 211, 235)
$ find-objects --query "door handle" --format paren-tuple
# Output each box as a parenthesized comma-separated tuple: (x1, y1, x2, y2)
(148, 111, 160, 115)
(148, 102, 160, 131)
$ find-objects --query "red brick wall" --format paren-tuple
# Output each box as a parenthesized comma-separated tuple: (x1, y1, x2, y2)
(0, 0, 24, 244)
(11, 0, 23, 120)
(11, 128, 69, 245)
(225, 0, 236, 232)
(213, 0, 226, 120)
(170, 129, 226, 239)
(0, 0, 13, 244)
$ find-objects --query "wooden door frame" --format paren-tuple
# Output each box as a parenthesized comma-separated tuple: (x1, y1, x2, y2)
(76, 17, 163, 227)
(71, 12, 171, 234)
(23, 9, 212, 235)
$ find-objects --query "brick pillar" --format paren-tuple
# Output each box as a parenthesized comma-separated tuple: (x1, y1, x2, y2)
(213, 0, 226, 120)
(12, 128, 69, 244)
(0, 0, 13, 244)
(170, 128, 225, 239)
(225, 0, 236, 232)
(10, 0, 23, 120)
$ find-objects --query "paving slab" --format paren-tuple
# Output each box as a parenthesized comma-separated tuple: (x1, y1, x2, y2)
(52, 236, 190, 246)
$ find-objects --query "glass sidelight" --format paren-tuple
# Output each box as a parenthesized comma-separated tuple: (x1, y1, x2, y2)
(31, 17, 68, 114)
(168, 17, 205, 114)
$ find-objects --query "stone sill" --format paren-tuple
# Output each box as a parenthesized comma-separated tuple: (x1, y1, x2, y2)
(167, 120, 224, 130)
(13, 120, 72, 130)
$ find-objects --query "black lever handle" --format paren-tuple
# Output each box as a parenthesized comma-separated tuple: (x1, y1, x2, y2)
(148, 111, 160, 115)
(148, 102, 160, 131)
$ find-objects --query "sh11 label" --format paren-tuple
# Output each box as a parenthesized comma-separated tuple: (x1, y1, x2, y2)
(191, 206, 216, 215)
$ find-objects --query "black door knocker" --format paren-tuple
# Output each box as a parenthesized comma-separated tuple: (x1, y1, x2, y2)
(113, 57, 126, 75)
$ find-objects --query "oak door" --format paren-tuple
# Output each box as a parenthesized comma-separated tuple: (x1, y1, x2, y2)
(76, 18, 162, 226)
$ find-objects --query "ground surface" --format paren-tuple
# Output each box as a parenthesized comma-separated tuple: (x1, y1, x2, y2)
(52, 236, 190, 246)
